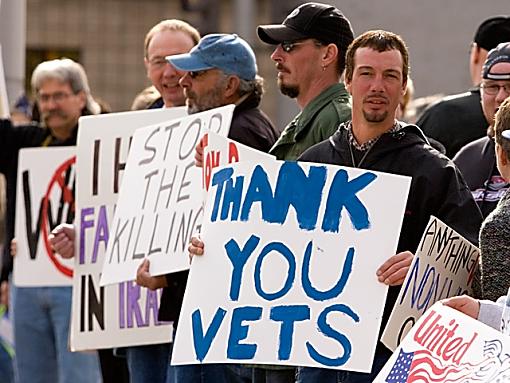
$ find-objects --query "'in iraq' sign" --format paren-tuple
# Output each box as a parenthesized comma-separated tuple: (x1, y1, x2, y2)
(71, 108, 186, 350)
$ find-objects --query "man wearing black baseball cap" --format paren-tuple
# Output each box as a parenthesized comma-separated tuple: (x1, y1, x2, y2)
(417, 15, 510, 158)
(257, 2, 354, 161)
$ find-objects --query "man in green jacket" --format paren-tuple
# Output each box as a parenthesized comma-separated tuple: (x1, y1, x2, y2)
(257, 2, 354, 160)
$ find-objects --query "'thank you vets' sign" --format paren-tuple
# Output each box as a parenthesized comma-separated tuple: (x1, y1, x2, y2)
(381, 216, 479, 352)
(172, 160, 411, 372)
(14, 147, 75, 286)
(71, 108, 186, 351)
(374, 302, 510, 382)
(100, 105, 233, 286)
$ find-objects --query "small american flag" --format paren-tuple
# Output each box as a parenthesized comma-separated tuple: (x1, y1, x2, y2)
(385, 349, 479, 383)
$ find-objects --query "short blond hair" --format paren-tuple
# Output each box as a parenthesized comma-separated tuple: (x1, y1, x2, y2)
(144, 19, 200, 58)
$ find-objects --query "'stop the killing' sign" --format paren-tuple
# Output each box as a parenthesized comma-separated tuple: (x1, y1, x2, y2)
(172, 160, 411, 372)
(100, 105, 233, 286)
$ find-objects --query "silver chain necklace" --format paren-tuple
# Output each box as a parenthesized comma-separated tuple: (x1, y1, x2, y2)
(349, 137, 379, 168)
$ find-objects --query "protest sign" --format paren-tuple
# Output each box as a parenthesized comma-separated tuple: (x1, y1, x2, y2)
(14, 147, 75, 286)
(0, 45, 9, 118)
(374, 302, 510, 382)
(71, 108, 186, 351)
(100, 105, 233, 286)
(381, 216, 479, 351)
(172, 160, 411, 372)
(201, 131, 274, 200)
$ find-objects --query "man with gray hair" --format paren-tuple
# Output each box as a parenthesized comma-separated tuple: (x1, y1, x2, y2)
(0, 58, 102, 383)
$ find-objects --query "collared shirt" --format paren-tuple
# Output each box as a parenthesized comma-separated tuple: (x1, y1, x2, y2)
(345, 120, 400, 152)
(270, 82, 351, 160)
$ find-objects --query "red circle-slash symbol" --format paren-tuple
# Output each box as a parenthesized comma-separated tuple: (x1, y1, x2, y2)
(41, 156, 76, 278)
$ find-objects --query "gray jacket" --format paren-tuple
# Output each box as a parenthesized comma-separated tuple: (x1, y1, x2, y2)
(478, 296, 505, 330)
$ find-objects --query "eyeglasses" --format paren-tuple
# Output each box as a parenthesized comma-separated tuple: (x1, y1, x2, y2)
(280, 40, 323, 53)
(37, 91, 74, 103)
(481, 83, 510, 96)
(148, 57, 169, 68)
(188, 69, 210, 79)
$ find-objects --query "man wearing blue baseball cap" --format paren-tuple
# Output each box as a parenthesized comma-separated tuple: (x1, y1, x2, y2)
(136, 33, 279, 383)
(166, 33, 279, 152)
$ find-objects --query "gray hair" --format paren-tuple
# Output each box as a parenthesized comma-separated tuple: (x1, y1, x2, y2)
(31, 58, 100, 115)
(237, 75, 265, 99)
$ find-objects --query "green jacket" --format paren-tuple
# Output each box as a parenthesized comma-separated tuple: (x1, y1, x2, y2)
(270, 83, 351, 161)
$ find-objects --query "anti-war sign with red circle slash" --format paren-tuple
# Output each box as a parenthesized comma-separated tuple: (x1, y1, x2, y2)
(374, 302, 510, 383)
(71, 108, 186, 351)
(14, 146, 76, 286)
(100, 105, 234, 286)
(172, 160, 411, 372)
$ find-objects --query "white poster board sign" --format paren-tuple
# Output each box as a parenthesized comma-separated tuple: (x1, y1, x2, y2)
(100, 105, 233, 286)
(375, 302, 510, 382)
(14, 147, 75, 286)
(201, 131, 275, 200)
(71, 108, 186, 351)
(0, 45, 9, 118)
(173, 160, 411, 372)
(382, 216, 479, 351)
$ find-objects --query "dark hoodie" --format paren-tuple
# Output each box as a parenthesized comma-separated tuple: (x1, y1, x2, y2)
(298, 121, 483, 348)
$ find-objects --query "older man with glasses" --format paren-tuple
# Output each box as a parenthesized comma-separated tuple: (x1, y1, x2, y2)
(256, 2, 354, 161)
(454, 42, 510, 220)
(0, 58, 102, 383)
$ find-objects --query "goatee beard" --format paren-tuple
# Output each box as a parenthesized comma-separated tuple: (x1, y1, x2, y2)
(278, 82, 299, 99)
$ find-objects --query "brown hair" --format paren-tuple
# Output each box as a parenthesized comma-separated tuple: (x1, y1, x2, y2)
(494, 97, 510, 159)
(345, 30, 409, 83)
(144, 19, 200, 58)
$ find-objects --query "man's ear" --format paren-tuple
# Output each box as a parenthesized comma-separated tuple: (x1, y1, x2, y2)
(144, 57, 150, 78)
(345, 77, 352, 94)
(225, 75, 240, 98)
(77, 90, 87, 110)
(322, 43, 339, 68)
(497, 143, 509, 166)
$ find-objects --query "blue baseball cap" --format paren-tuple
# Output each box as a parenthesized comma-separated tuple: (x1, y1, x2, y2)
(166, 33, 257, 80)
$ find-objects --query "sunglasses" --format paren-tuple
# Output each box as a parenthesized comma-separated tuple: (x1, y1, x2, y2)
(280, 40, 324, 53)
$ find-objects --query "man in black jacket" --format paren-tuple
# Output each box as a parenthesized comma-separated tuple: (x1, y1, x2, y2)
(136, 33, 279, 383)
(453, 42, 510, 219)
(295, 30, 483, 383)
(0, 58, 102, 383)
(417, 16, 510, 158)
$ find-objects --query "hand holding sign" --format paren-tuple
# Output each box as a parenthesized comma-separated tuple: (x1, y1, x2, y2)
(188, 235, 204, 258)
(442, 295, 480, 319)
(135, 259, 168, 291)
(377, 250, 414, 286)
(49, 224, 76, 259)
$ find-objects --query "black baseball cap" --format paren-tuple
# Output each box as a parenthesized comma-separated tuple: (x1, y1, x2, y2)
(474, 16, 510, 51)
(482, 42, 510, 80)
(257, 2, 354, 52)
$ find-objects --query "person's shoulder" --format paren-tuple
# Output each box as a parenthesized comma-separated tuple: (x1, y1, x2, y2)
(454, 136, 491, 158)
(418, 90, 478, 121)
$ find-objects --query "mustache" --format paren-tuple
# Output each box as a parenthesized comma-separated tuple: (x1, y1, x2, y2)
(364, 94, 389, 103)
(276, 63, 289, 73)
(42, 109, 68, 119)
